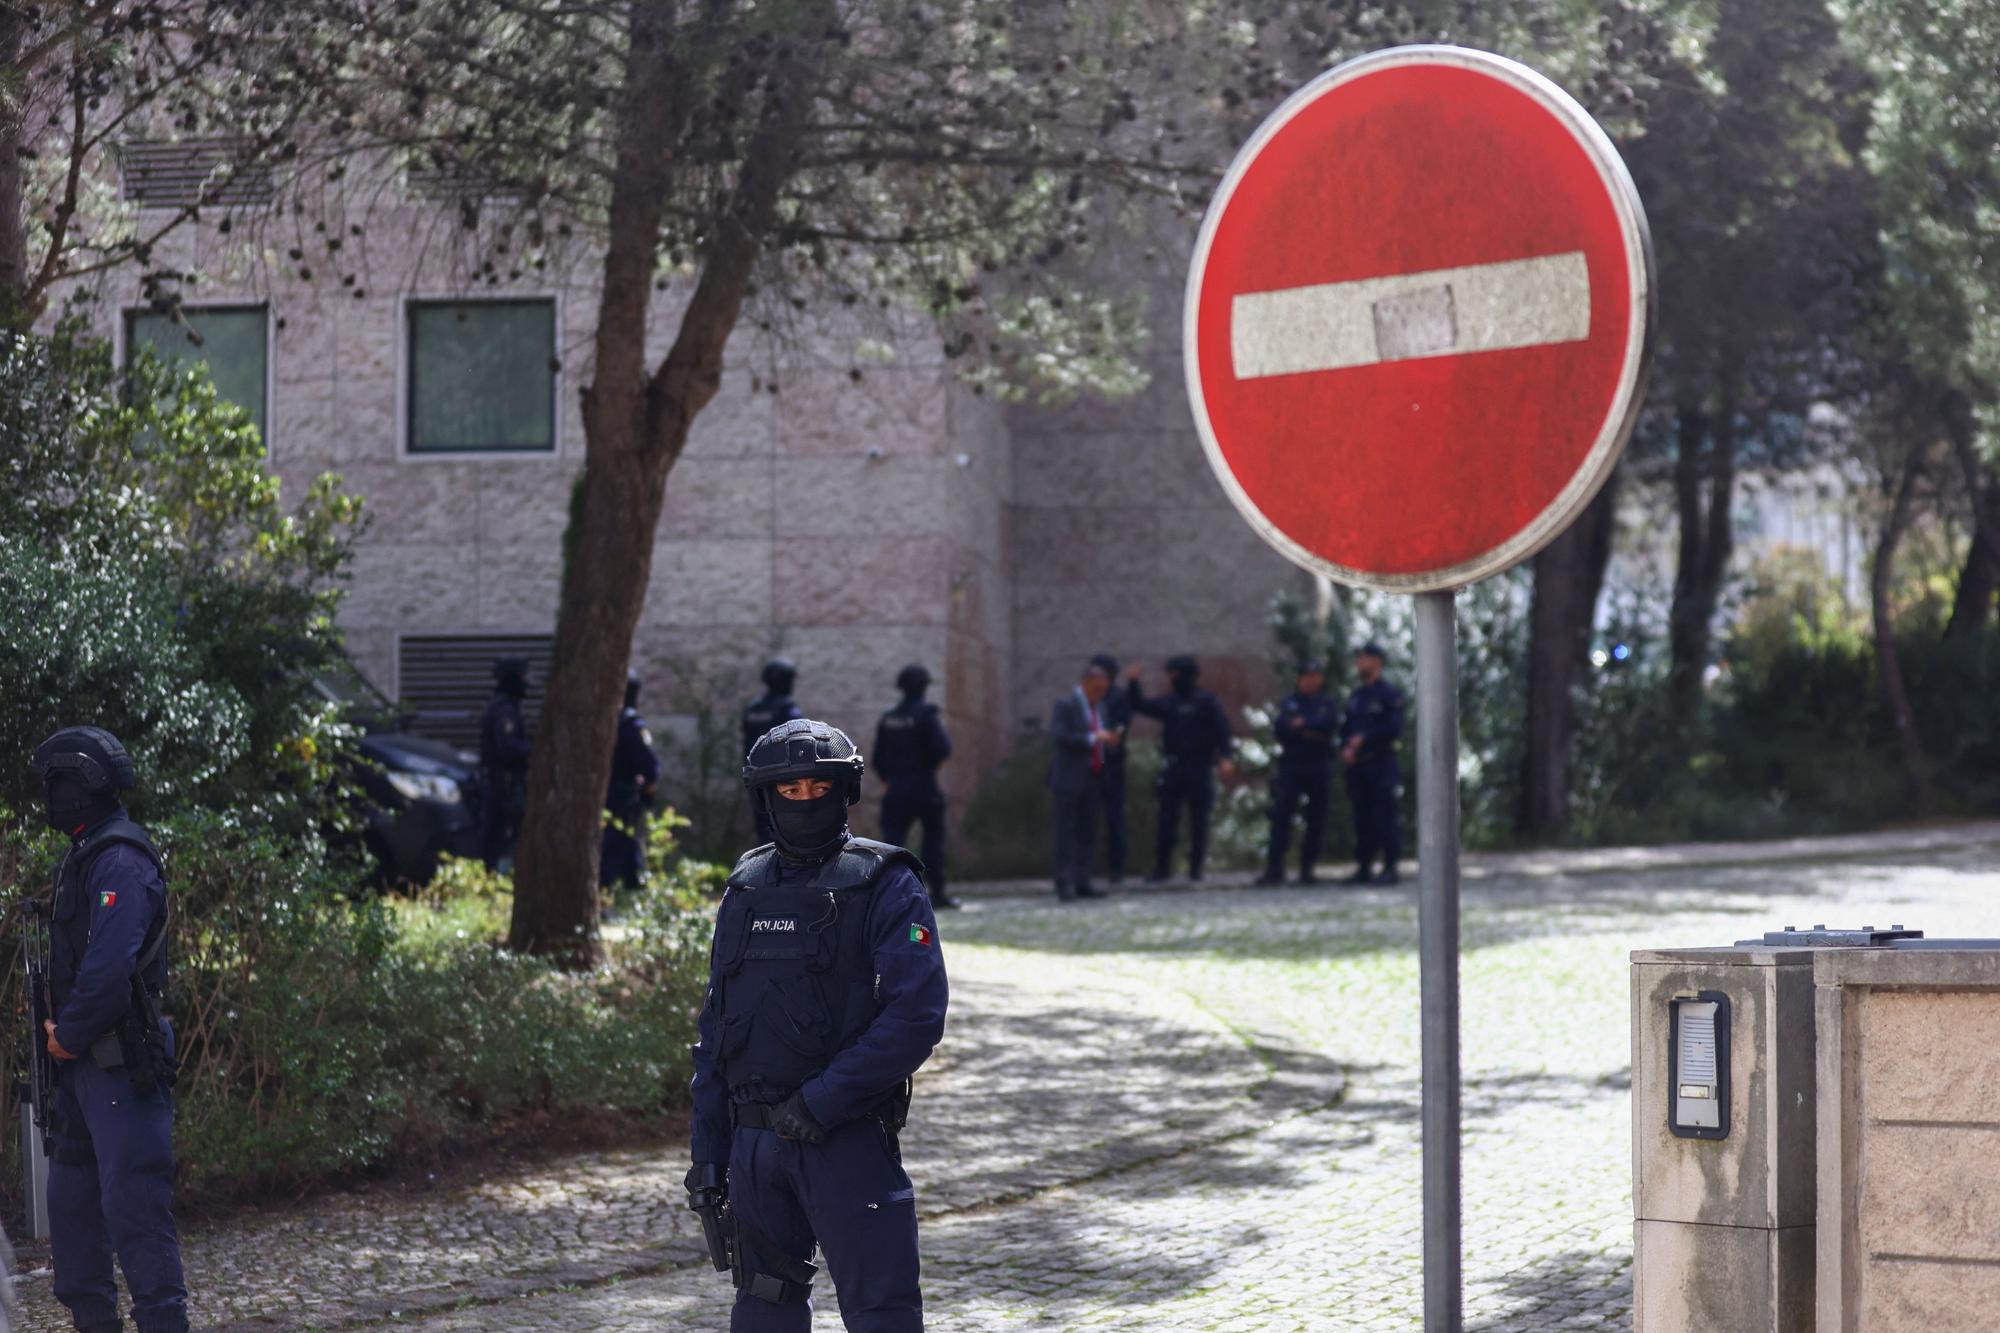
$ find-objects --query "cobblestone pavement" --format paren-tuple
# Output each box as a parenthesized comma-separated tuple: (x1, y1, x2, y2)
(13, 829, 2000, 1331)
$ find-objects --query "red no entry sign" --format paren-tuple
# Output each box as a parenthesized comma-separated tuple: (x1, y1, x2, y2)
(1185, 46, 1654, 592)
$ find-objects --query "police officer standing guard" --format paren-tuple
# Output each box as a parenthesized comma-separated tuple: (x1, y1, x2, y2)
(687, 719, 948, 1332)
(479, 656, 533, 871)
(874, 665, 960, 910)
(602, 670, 663, 890)
(30, 727, 189, 1333)
(741, 657, 804, 846)
(1127, 656, 1235, 884)
(1258, 661, 1340, 886)
(1341, 642, 1406, 885)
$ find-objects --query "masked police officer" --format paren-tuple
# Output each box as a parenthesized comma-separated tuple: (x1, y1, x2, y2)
(873, 665, 959, 910)
(479, 657, 533, 871)
(1258, 660, 1341, 886)
(687, 719, 948, 1332)
(1127, 656, 1236, 883)
(1341, 642, 1406, 885)
(30, 727, 189, 1333)
(740, 658, 804, 846)
(601, 670, 662, 890)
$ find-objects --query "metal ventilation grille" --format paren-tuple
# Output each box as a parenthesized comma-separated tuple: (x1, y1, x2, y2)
(119, 139, 275, 208)
(403, 167, 523, 202)
(397, 634, 555, 750)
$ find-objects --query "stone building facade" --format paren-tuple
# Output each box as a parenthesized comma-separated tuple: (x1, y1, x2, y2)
(59, 182, 1303, 833)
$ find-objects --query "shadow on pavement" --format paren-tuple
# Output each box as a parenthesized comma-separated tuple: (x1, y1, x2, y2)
(1467, 1246, 1633, 1331)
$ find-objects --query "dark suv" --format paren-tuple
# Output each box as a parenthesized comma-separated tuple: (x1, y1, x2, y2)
(314, 664, 483, 886)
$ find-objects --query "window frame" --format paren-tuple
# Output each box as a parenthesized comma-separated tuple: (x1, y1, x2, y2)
(118, 301, 275, 451)
(398, 293, 564, 462)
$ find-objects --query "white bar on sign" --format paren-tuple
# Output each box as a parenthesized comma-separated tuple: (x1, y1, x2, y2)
(1229, 251, 1591, 380)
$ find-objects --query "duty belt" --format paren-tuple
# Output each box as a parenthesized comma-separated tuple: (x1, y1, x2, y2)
(732, 1101, 783, 1131)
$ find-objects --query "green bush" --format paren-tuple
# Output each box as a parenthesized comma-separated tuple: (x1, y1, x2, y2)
(0, 326, 719, 1209)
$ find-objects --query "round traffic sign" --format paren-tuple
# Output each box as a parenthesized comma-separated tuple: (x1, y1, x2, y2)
(1184, 46, 1654, 593)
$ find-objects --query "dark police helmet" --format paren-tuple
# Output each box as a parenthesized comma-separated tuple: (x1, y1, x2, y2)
(625, 669, 642, 707)
(761, 656, 797, 694)
(895, 663, 931, 694)
(31, 726, 135, 794)
(742, 718, 865, 806)
(1356, 641, 1388, 662)
(493, 655, 530, 684)
(1166, 654, 1199, 679)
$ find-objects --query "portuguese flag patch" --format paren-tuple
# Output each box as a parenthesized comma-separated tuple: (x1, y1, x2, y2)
(99, 891, 117, 909)
(909, 923, 932, 947)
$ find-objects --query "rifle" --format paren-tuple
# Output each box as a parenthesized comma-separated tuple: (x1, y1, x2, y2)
(20, 897, 54, 1238)
(21, 900, 52, 1144)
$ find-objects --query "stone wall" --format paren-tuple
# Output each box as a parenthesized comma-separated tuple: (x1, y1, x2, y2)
(52, 185, 1314, 823)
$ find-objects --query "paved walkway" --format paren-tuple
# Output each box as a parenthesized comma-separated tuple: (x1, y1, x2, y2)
(12, 824, 2000, 1331)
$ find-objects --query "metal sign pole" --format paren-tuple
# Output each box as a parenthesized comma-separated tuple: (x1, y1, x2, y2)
(1415, 589, 1462, 1331)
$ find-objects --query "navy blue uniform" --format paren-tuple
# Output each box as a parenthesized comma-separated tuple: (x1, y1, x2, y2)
(601, 705, 662, 889)
(479, 691, 531, 869)
(874, 699, 952, 900)
(1265, 690, 1341, 881)
(690, 840, 948, 1331)
(741, 692, 804, 844)
(1341, 679, 1405, 874)
(46, 812, 188, 1333)
(1128, 682, 1234, 880)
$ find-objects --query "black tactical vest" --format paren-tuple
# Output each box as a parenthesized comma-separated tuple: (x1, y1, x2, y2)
(712, 837, 922, 1100)
(50, 816, 169, 1018)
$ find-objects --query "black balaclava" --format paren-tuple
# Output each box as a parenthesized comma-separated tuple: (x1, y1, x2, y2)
(500, 671, 529, 700)
(896, 663, 931, 702)
(766, 787, 850, 860)
(763, 658, 798, 698)
(44, 774, 112, 836)
(1167, 655, 1199, 697)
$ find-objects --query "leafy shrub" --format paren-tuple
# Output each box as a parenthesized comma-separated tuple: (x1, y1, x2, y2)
(0, 326, 718, 1210)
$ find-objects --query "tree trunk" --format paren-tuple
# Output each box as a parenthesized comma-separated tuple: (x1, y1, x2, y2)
(1516, 472, 1621, 836)
(1667, 390, 1739, 728)
(0, 6, 31, 321)
(507, 9, 825, 963)
(1872, 447, 1935, 816)
(1944, 517, 1999, 641)
(1942, 394, 2000, 642)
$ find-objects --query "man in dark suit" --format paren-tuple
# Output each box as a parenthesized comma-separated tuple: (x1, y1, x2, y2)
(1087, 653, 1133, 885)
(1047, 660, 1119, 901)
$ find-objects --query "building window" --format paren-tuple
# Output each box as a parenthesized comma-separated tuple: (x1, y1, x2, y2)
(397, 633, 555, 750)
(124, 305, 270, 445)
(407, 299, 556, 454)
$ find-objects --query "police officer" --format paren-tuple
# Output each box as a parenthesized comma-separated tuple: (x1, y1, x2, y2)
(687, 719, 947, 1332)
(1126, 656, 1236, 883)
(1088, 653, 1134, 885)
(873, 664, 959, 910)
(30, 727, 189, 1333)
(602, 670, 663, 890)
(741, 657, 804, 846)
(1258, 660, 1341, 886)
(479, 656, 533, 871)
(1340, 641, 1406, 885)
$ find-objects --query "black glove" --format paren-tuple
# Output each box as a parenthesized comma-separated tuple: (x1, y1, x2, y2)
(770, 1090, 827, 1143)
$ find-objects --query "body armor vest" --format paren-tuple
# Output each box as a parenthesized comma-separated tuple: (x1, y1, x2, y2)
(50, 816, 168, 1015)
(712, 838, 921, 1101)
